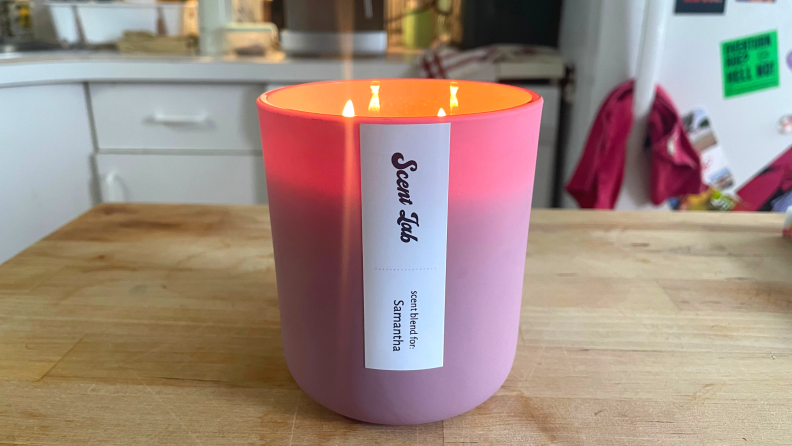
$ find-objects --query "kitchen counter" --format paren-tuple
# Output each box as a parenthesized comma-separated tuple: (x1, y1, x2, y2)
(0, 50, 565, 87)
(1, 204, 790, 444)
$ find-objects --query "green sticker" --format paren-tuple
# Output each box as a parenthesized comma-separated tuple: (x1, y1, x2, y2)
(721, 30, 779, 98)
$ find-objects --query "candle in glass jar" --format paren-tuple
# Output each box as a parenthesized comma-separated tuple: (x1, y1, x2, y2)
(258, 79, 542, 424)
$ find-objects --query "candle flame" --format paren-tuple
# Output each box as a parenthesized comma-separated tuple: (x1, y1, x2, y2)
(368, 82, 380, 113)
(437, 107, 446, 117)
(450, 82, 459, 110)
(342, 100, 355, 118)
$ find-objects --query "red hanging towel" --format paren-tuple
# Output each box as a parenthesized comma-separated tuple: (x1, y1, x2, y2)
(565, 82, 634, 209)
(649, 86, 707, 205)
(566, 80, 706, 209)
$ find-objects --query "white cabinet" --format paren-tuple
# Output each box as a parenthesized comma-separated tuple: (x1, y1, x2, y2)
(0, 58, 566, 264)
(89, 82, 281, 205)
(96, 153, 267, 204)
(89, 82, 560, 208)
(89, 82, 267, 151)
(0, 84, 95, 264)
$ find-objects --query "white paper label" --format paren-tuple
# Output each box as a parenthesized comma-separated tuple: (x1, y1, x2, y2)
(360, 123, 450, 371)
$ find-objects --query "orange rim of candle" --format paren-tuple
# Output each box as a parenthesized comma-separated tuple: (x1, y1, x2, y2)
(259, 79, 539, 120)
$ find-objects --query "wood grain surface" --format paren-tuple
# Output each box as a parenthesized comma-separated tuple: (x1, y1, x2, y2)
(1, 204, 790, 445)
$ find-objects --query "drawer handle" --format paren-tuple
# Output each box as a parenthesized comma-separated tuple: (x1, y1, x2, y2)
(150, 113, 209, 125)
(101, 172, 126, 203)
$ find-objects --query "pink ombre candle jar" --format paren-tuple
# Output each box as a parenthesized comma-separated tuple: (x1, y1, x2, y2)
(257, 79, 542, 424)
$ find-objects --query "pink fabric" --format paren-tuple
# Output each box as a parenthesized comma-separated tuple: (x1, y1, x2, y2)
(417, 45, 543, 81)
(565, 82, 633, 209)
(648, 87, 707, 205)
(566, 81, 706, 209)
(736, 147, 792, 211)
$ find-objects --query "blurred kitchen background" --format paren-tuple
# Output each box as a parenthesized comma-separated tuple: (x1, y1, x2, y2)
(2, 0, 791, 263)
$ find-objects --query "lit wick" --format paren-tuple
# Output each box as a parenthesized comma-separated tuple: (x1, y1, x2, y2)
(437, 108, 447, 117)
(368, 81, 380, 113)
(450, 82, 459, 111)
(342, 100, 355, 118)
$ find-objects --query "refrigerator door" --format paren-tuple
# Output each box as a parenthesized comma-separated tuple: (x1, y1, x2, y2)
(658, 0, 792, 189)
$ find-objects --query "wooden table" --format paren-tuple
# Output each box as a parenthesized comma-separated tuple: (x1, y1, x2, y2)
(1, 204, 790, 445)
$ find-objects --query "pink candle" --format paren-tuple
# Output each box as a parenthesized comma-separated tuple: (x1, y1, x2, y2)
(258, 79, 542, 424)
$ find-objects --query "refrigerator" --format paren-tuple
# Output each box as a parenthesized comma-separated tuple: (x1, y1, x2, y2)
(561, 0, 792, 211)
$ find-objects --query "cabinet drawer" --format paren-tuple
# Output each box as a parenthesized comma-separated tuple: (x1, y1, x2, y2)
(96, 153, 267, 204)
(90, 83, 268, 151)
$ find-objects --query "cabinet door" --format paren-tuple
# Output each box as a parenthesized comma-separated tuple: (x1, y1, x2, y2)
(0, 84, 95, 264)
(95, 153, 267, 204)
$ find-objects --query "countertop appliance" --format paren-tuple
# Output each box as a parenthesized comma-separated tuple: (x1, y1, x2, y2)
(280, 0, 387, 56)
